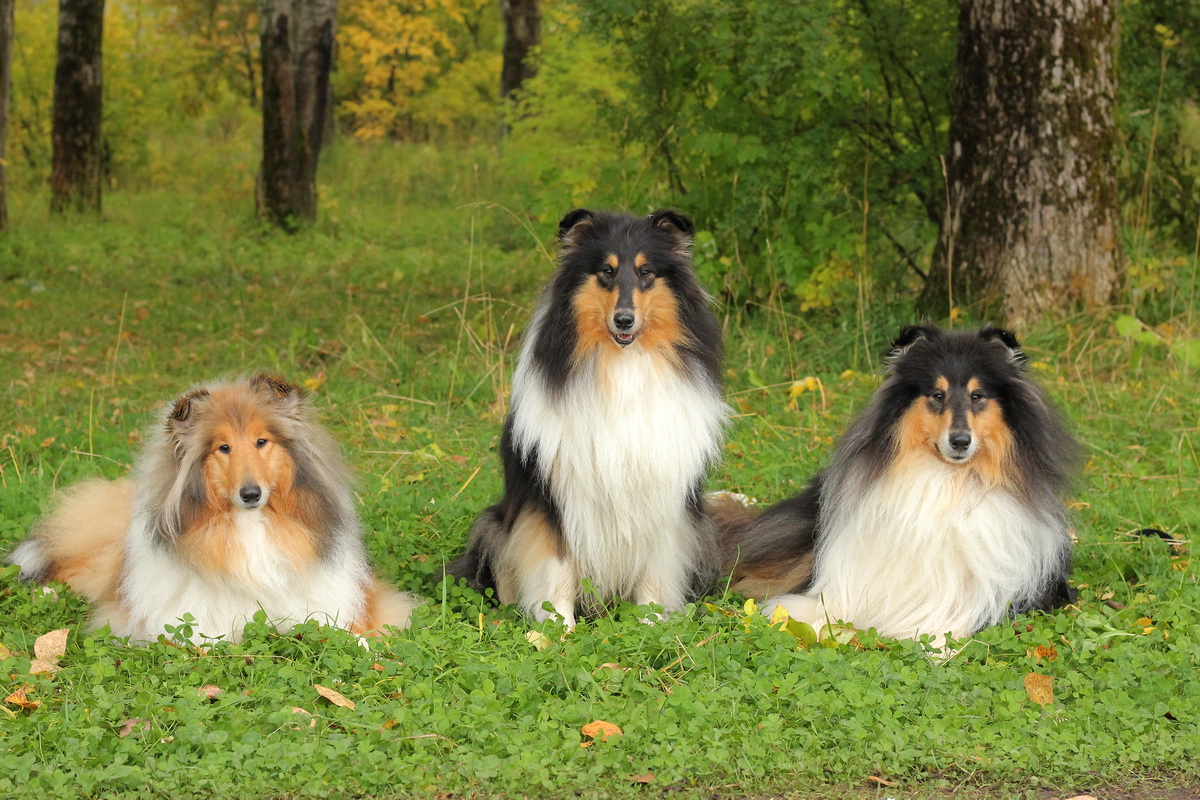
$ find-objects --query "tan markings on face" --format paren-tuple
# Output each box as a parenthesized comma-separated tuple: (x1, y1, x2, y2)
(894, 380, 950, 462)
(732, 552, 815, 600)
(966, 392, 1014, 487)
(572, 275, 618, 360)
(495, 506, 563, 606)
(633, 280, 686, 359)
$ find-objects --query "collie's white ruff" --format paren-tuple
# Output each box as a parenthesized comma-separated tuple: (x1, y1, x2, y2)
(102, 506, 373, 643)
(764, 458, 1067, 642)
(508, 309, 727, 625)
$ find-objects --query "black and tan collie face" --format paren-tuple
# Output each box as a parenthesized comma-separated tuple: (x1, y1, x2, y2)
(559, 208, 695, 355)
(898, 376, 1011, 467)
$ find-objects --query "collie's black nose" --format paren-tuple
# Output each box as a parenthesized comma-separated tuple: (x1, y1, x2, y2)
(613, 311, 635, 331)
(239, 485, 262, 504)
(948, 431, 972, 451)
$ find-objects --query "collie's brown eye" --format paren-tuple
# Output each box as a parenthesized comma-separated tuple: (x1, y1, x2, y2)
(218, 444, 231, 454)
(256, 438, 268, 448)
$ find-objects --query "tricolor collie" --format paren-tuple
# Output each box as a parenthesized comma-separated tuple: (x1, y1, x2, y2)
(448, 209, 728, 626)
(721, 325, 1078, 642)
(8, 374, 418, 643)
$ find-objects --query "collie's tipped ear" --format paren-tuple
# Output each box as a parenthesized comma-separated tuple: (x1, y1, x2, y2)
(649, 209, 695, 238)
(249, 372, 304, 400)
(888, 324, 938, 360)
(979, 326, 1027, 363)
(557, 209, 594, 245)
(167, 388, 210, 427)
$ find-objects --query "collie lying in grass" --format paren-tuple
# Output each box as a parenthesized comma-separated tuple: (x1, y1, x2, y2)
(720, 325, 1079, 643)
(9, 374, 418, 643)
(449, 209, 728, 626)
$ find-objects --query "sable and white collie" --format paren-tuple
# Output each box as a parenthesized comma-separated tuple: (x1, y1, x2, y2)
(8, 374, 418, 643)
(448, 209, 728, 626)
(720, 325, 1079, 642)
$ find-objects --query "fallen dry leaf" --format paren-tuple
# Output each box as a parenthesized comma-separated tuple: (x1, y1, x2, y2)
(4, 685, 38, 711)
(118, 718, 150, 738)
(28, 659, 60, 675)
(197, 684, 222, 701)
(34, 629, 69, 663)
(290, 707, 317, 728)
(581, 720, 622, 746)
(1024, 673, 1054, 706)
(314, 684, 356, 710)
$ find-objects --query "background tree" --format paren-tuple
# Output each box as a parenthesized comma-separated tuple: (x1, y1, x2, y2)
(0, 0, 12, 231)
(50, 0, 105, 214)
(927, 0, 1121, 325)
(258, 0, 337, 229)
(499, 0, 538, 103)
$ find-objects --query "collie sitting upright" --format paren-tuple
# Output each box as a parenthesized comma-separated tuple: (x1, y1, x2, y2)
(721, 325, 1079, 642)
(448, 209, 728, 626)
(8, 374, 418, 643)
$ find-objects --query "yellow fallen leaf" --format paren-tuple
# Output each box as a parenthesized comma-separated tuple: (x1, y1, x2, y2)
(1024, 673, 1054, 706)
(3, 685, 38, 711)
(524, 630, 551, 651)
(34, 628, 69, 663)
(581, 720, 622, 744)
(314, 684, 356, 710)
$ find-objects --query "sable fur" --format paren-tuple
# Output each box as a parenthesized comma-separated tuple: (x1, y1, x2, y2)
(722, 325, 1078, 641)
(8, 374, 419, 643)
(448, 209, 728, 626)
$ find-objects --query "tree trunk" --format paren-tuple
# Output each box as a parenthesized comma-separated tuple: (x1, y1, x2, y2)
(0, 0, 13, 231)
(257, 0, 336, 230)
(500, 0, 539, 103)
(50, 0, 104, 215)
(927, 0, 1120, 326)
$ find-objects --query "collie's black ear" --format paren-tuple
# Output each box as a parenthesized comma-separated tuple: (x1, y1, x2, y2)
(168, 387, 210, 426)
(249, 373, 304, 399)
(979, 326, 1027, 362)
(649, 209, 695, 239)
(557, 209, 594, 245)
(889, 325, 938, 359)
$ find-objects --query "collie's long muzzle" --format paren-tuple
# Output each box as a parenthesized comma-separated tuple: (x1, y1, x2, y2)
(609, 268, 641, 347)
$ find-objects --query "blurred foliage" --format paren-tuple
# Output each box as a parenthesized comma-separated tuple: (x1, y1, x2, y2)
(5, 0, 1199, 318)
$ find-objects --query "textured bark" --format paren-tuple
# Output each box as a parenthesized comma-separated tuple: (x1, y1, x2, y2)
(0, 0, 13, 231)
(500, 0, 539, 102)
(928, 0, 1120, 326)
(50, 0, 104, 215)
(257, 0, 336, 229)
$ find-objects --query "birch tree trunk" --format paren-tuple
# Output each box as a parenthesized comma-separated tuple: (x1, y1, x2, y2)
(50, 0, 104, 215)
(0, 0, 13, 231)
(258, 0, 336, 229)
(927, 0, 1120, 326)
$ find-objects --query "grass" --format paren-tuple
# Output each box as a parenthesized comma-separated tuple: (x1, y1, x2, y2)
(0, 139, 1198, 799)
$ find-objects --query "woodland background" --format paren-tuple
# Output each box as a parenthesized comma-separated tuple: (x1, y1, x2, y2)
(0, 1, 1198, 798)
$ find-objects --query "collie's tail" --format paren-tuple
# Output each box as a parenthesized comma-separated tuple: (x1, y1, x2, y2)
(356, 579, 422, 635)
(8, 478, 132, 603)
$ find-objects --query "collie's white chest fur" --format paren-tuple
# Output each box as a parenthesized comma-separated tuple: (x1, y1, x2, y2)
(798, 459, 1066, 640)
(510, 345, 726, 601)
(112, 509, 366, 643)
